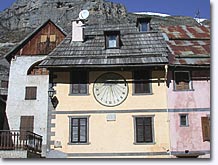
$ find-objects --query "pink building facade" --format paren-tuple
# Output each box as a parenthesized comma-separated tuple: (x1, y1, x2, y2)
(161, 25, 211, 158)
(167, 70, 210, 158)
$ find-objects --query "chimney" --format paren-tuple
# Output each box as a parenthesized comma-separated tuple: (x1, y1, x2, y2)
(72, 20, 84, 42)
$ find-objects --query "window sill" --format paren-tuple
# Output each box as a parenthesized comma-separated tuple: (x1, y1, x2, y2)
(24, 99, 37, 101)
(173, 89, 194, 92)
(180, 125, 189, 127)
(68, 142, 90, 145)
(106, 47, 120, 49)
(132, 93, 153, 96)
(68, 94, 90, 96)
(133, 142, 156, 145)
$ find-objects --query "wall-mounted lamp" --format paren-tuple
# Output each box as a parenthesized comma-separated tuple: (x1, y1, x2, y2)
(48, 87, 55, 99)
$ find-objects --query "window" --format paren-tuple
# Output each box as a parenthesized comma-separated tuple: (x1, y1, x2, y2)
(105, 31, 120, 49)
(180, 114, 189, 127)
(133, 70, 152, 94)
(134, 116, 154, 144)
(70, 71, 88, 95)
(137, 19, 150, 32)
(201, 117, 210, 142)
(25, 87, 37, 100)
(41, 35, 56, 43)
(20, 116, 34, 140)
(174, 71, 192, 91)
(1, 80, 8, 88)
(69, 117, 89, 144)
(27, 61, 49, 75)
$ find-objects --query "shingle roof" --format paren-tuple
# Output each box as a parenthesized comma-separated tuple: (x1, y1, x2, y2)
(160, 25, 210, 66)
(40, 23, 169, 68)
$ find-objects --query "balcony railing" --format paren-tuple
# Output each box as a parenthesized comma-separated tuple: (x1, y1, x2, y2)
(0, 130, 42, 153)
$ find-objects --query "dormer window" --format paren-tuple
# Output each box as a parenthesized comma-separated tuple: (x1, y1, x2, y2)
(137, 18, 151, 32)
(105, 31, 120, 49)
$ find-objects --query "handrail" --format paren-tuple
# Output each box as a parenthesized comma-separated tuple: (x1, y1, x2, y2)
(0, 130, 42, 153)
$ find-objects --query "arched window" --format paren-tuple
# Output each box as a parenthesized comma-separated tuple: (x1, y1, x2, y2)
(27, 61, 49, 75)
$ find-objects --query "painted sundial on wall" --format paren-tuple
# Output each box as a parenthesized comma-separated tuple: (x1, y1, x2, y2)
(93, 72, 128, 107)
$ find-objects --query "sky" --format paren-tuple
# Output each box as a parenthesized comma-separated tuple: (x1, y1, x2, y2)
(0, 0, 210, 19)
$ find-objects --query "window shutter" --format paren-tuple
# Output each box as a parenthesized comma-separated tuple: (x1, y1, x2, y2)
(201, 117, 210, 142)
(20, 116, 34, 140)
(71, 118, 88, 143)
(1, 81, 8, 88)
(144, 117, 153, 142)
(25, 87, 37, 100)
(105, 35, 109, 48)
(134, 70, 151, 94)
(71, 71, 88, 94)
(136, 118, 144, 143)
(135, 117, 153, 143)
(116, 35, 120, 48)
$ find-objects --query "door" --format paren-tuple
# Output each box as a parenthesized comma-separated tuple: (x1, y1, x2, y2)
(20, 116, 34, 140)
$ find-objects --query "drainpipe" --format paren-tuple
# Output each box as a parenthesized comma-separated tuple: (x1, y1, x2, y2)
(165, 64, 172, 157)
(165, 65, 168, 82)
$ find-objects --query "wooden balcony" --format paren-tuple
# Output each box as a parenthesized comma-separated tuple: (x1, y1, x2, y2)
(0, 130, 42, 154)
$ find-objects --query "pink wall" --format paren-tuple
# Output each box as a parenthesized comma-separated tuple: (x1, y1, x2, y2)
(168, 76, 210, 109)
(167, 71, 210, 153)
(169, 112, 210, 152)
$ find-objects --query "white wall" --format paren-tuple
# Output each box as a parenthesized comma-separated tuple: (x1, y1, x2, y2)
(6, 55, 49, 156)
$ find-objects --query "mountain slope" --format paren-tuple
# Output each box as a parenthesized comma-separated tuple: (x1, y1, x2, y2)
(0, 0, 210, 58)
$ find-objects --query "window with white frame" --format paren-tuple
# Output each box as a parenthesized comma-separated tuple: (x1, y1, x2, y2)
(137, 18, 151, 32)
(105, 31, 120, 49)
(180, 114, 189, 127)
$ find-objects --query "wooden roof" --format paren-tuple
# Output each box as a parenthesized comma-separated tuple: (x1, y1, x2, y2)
(40, 23, 169, 68)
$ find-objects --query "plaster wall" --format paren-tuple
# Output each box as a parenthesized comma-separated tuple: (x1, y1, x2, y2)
(6, 56, 49, 155)
(53, 71, 168, 111)
(169, 112, 210, 152)
(167, 71, 210, 154)
(50, 70, 170, 157)
(167, 71, 210, 109)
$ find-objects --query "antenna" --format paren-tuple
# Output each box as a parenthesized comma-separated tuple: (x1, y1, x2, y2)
(79, 10, 90, 20)
(195, 9, 201, 24)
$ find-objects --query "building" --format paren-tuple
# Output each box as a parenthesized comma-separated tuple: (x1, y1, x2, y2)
(161, 25, 210, 158)
(1, 14, 210, 159)
(0, 58, 9, 131)
(1, 20, 66, 158)
(39, 18, 173, 158)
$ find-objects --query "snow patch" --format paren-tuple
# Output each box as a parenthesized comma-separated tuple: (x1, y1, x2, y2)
(194, 18, 207, 24)
(134, 12, 170, 17)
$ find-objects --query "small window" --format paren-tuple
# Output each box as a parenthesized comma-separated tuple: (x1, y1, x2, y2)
(1, 80, 8, 88)
(41, 35, 47, 43)
(40, 35, 56, 43)
(50, 35, 56, 42)
(201, 117, 210, 142)
(70, 117, 89, 144)
(138, 19, 150, 32)
(174, 71, 192, 91)
(25, 87, 37, 100)
(134, 116, 154, 144)
(180, 114, 189, 127)
(70, 71, 88, 95)
(133, 70, 152, 94)
(105, 31, 120, 49)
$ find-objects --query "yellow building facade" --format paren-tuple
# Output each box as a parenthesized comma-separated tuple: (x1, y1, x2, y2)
(48, 70, 171, 158)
